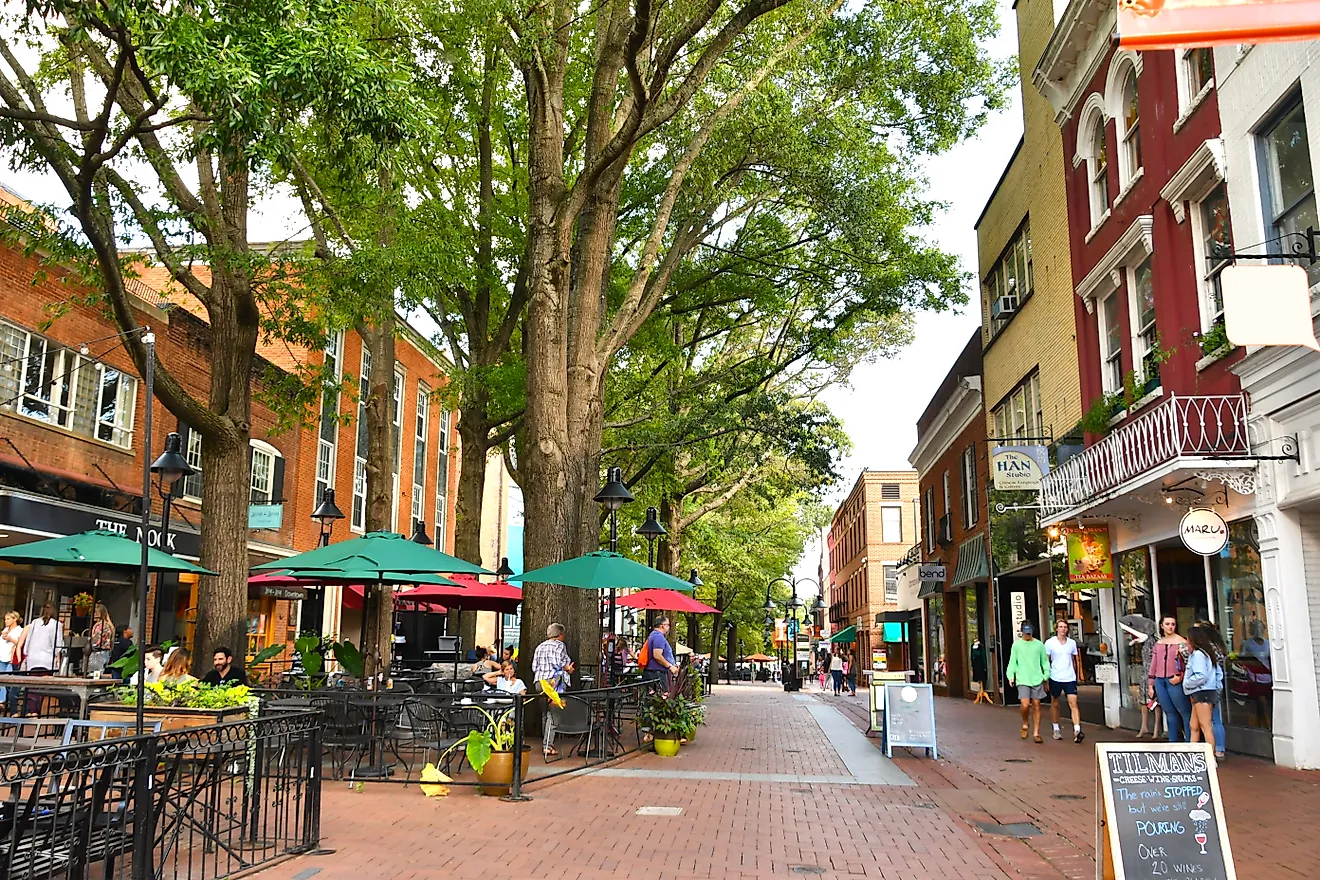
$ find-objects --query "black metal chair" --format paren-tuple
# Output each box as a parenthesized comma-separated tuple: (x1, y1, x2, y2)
(310, 696, 372, 780)
(543, 696, 594, 762)
(404, 700, 464, 775)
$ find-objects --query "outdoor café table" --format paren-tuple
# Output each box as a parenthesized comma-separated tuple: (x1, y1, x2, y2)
(0, 675, 118, 719)
(347, 692, 410, 778)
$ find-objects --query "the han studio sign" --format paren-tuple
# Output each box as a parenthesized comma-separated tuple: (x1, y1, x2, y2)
(1180, 508, 1229, 556)
(990, 445, 1050, 492)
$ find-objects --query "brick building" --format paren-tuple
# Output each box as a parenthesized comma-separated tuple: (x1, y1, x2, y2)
(825, 470, 919, 674)
(0, 184, 458, 674)
(909, 333, 990, 700)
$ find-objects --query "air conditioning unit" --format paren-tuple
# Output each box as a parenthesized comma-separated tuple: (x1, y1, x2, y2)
(937, 514, 953, 546)
(991, 295, 1017, 319)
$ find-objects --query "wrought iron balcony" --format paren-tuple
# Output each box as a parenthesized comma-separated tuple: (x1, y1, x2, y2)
(1040, 394, 1250, 516)
(896, 543, 922, 569)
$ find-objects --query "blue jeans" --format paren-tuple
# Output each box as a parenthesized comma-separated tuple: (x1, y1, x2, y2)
(0, 660, 10, 704)
(1154, 677, 1192, 742)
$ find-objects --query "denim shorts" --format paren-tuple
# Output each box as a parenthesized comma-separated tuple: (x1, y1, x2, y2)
(1189, 689, 1221, 705)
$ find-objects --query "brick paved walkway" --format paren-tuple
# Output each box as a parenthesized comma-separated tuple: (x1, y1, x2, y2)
(253, 682, 1319, 880)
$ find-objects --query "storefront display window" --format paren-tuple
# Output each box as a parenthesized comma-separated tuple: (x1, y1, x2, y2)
(965, 591, 985, 692)
(247, 599, 271, 655)
(926, 596, 947, 686)
(1211, 520, 1271, 731)
(1117, 549, 1154, 711)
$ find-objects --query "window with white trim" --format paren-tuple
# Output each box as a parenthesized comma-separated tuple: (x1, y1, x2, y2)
(1128, 256, 1158, 382)
(181, 429, 203, 500)
(1180, 47, 1213, 111)
(1195, 184, 1232, 329)
(923, 487, 935, 554)
(960, 444, 978, 529)
(352, 347, 369, 532)
(411, 381, 428, 525)
(250, 443, 276, 503)
(315, 331, 342, 507)
(881, 506, 902, 544)
(1088, 116, 1110, 227)
(1118, 68, 1142, 187)
(1261, 99, 1320, 287)
(0, 319, 138, 449)
(984, 221, 1033, 337)
(991, 373, 1043, 440)
(883, 564, 898, 604)
(435, 408, 450, 549)
(1099, 292, 1123, 394)
(391, 366, 404, 532)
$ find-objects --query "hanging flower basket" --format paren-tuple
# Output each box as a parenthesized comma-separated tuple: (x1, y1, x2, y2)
(72, 592, 95, 614)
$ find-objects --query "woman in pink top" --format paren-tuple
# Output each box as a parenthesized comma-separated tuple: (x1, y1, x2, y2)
(1147, 616, 1192, 742)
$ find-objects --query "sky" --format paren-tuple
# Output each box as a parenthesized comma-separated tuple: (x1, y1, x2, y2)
(790, 0, 1026, 588)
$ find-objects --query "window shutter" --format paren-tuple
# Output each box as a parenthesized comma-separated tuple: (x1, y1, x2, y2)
(272, 455, 286, 502)
(171, 422, 190, 498)
(247, 445, 255, 502)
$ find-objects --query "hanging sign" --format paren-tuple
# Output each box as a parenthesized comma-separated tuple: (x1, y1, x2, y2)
(918, 564, 947, 582)
(1118, 0, 1320, 51)
(991, 445, 1050, 491)
(1180, 508, 1229, 556)
(1096, 742, 1236, 880)
(248, 503, 284, 530)
(1066, 526, 1114, 584)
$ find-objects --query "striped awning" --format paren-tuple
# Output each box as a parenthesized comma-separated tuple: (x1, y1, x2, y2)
(917, 580, 943, 598)
(952, 533, 989, 587)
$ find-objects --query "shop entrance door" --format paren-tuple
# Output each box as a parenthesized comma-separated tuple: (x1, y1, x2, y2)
(996, 575, 1041, 705)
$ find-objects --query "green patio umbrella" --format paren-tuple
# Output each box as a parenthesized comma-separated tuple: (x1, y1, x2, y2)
(507, 551, 695, 591)
(251, 531, 489, 576)
(0, 529, 216, 575)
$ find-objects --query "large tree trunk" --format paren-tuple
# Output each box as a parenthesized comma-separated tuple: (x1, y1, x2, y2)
(453, 393, 491, 648)
(360, 317, 397, 679)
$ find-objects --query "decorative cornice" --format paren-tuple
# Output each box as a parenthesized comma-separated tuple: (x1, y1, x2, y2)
(1159, 139, 1227, 223)
(1075, 215, 1154, 309)
(1033, 0, 1116, 123)
(909, 377, 982, 476)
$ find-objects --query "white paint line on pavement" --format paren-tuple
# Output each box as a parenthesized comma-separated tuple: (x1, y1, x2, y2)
(806, 703, 915, 786)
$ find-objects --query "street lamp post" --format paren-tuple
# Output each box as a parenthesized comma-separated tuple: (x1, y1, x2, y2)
(638, 507, 666, 568)
(764, 575, 820, 692)
(148, 432, 194, 645)
(594, 467, 633, 685)
(305, 488, 345, 637)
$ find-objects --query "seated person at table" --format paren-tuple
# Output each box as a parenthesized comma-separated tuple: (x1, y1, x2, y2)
(159, 648, 197, 684)
(469, 646, 499, 677)
(202, 647, 248, 686)
(483, 659, 527, 695)
(129, 646, 165, 685)
(108, 625, 134, 679)
(502, 645, 515, 664)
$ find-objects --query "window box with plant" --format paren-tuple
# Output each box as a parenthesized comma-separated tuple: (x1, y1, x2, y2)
(1196, 321, 1233, 360)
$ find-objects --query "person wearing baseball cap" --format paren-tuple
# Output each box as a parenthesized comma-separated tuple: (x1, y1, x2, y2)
(1007, 619, 1051, 743)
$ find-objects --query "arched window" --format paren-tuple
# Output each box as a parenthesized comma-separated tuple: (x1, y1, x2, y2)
(1119, 70, 1142, 184)
(1089, 116, 1110, 225)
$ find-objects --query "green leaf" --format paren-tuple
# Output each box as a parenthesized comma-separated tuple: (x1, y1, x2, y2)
(250, 643, 287, 666)
(465, 731, 493, 775)
(331, 640, 365, 679)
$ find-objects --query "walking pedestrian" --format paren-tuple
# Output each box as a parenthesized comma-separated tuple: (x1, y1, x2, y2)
(0, 611, 21, 708)
(639, 617, 677, 685)
(1147, 616, 1192, 742)
(1196, 620, 1228, 759)
(1007, 620, 1050, 744)
(829, 650, 844, 695)
(845, 652, 857, 695)
(1046, 619, 1085, 743)
(1185, 622, 1226, 758)
(532, 623, 575, 758)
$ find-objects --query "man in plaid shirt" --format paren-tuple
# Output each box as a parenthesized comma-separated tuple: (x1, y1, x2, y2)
(532, 623, 575, 757)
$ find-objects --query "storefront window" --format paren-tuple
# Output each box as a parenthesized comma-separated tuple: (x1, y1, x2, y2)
(1117, 549, 1154, 711)
(1211, 520, 1270, 731)
(965, 591, 984, 691)
(247, 599, 270, 654)
(926, 596, 946, 686)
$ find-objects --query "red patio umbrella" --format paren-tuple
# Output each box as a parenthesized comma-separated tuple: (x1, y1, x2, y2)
(342, 585, 447, 614)
(402, 574, 523, 614)
(615, 589, 718, 614)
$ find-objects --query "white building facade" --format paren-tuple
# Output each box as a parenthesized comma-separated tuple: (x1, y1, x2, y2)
(1218, 39, 1320, 770)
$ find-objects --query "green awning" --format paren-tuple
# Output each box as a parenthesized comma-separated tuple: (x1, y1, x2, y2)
(952, 533, 990, 587)
(917, 580, 942, 598)
(829, 625, 857, 644)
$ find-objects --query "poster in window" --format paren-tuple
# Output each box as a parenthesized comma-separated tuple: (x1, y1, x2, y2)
(1065, 526, 1114, 585)
(1118, 0, 1320, 50)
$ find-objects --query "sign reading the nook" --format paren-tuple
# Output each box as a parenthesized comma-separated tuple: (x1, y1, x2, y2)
(991, 445, 1050, 491)
(1095, 742, 1236, 880)
(1180, 508, 1229, 556)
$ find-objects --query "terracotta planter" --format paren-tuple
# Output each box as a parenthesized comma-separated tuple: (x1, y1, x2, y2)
(474, 746, 532, 796)
(654, 735, 681, 757)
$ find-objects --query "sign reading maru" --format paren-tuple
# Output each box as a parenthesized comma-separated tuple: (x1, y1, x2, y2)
(1179, 508, 1229, 556)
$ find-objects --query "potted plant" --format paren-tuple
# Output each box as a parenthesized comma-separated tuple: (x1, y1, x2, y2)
(72, 592, 95, 616)
(439, 704, 530, 796)
(93, 681, 256, 731)
(640, 668, 697, 756)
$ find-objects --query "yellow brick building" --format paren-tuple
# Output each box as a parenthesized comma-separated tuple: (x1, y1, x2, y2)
(975, 0, 1080, 439)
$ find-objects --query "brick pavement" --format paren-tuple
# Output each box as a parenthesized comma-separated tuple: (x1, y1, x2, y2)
(252, 681, 1318, 880)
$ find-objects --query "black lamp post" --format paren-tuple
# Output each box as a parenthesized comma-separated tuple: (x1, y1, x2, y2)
(765, 575, 819, 692)
(305, 488, 345, 636)
(148, 432, 193, 645)
(493, 557, 514, 650)
(638, 507, 666, 568)
(593, 466, 633, 684)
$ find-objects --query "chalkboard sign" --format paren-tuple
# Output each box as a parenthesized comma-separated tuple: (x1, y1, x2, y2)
(1096, 743, 1236, 880)
(883, 682, 937, 759)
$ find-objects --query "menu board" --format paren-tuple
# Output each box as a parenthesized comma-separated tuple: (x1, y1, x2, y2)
(883, 682, 937, 759)
(1096, 743, 1236, 880)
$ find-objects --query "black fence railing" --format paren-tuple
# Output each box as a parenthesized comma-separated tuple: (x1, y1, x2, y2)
(0, 711, 321, 880)
(254, 682, 655, 791)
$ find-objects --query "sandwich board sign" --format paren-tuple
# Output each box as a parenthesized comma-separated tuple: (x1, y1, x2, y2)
(867, 671, 911, 735)
(1095, 742, 1236, 880)
(882, 682, 937, 759)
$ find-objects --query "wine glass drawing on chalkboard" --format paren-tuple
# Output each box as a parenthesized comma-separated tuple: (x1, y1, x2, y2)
(1190, 810, 1210, 854)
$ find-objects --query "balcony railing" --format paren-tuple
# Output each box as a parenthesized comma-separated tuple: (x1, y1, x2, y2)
(1040, 394, 1249, 514)
(896, 543, 922, 569)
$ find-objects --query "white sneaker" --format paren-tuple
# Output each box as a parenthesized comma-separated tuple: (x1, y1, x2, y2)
(1052, 730, 1063, 740)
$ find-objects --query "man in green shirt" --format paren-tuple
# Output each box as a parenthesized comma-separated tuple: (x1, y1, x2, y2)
(1007, 620, 1051, 744)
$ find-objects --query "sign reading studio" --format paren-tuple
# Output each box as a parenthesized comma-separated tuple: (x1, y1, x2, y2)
(990, 445, 1050, 492)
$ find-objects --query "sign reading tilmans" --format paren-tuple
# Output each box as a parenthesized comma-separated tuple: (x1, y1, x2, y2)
(991, 445, 1050, 491)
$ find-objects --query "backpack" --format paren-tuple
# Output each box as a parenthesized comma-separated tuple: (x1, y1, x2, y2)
(637, 636, 651, 669)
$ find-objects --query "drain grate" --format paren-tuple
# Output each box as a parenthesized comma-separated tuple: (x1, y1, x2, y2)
(789, 788, 813, 793)
(976, 821, 1042, 838)
(1004, 758, 1033, 763)
(1051, 794, 1086, 801)
(790, 867, 826, 875)
(739, 747, 756, 751)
